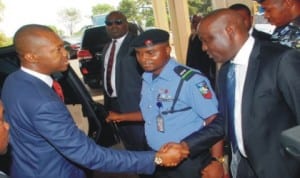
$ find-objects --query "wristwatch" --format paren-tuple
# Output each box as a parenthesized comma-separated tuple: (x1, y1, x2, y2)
(154, 155, 163, 165)
(212, 156, 225, 164)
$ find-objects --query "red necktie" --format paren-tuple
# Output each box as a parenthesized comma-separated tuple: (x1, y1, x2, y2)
(52, 80, 64, 101)
(106, 40, 117, 95)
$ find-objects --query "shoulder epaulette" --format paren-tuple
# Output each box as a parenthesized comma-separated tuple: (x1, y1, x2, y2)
(173, 65, 202, 81)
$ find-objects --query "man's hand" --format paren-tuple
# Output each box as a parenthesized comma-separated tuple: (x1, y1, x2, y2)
(156, 142, 190, 167)
(105, 111, 143, 123)
(0, 101, 9, 155)
(201, 160, 224, 178)
(105, 111, 122, 123)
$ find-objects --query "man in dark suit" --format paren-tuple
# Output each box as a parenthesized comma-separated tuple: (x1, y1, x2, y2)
(1, 24, 187, 178)
(229, 3, 271, 41)
(160, 9, 300, 178)
(102, 11, 148, 151)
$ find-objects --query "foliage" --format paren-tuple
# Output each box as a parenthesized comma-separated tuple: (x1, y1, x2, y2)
(91, 0, 211, 29)
(118, 0, 154, 27)
(0, 0, 4, 22)
(0, 0, 12, 47)
(188, 0, 212, 17)
(92, 4, 115, 15)
(0, 32, 12, 47)
(48, 25, 64, 36)
(118, 0, 139, 22)
(58, 8, 82, 36)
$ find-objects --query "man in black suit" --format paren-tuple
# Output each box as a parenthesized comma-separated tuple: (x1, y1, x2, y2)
(229, 3, 271, 41)
(160, 9, 300, 178)
(102, 11, 148, 151)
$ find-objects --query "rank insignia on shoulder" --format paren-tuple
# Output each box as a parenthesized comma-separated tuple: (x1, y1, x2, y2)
(196, 81, 212, 99)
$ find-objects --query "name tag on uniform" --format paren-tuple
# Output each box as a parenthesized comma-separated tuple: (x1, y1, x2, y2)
(156, 114, 164, 132)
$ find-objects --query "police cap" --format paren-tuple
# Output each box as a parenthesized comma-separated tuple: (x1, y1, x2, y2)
(131, 29, 169, 48)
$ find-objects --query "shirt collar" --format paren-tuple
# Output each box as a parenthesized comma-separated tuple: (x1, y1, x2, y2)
(232, 36, 255, 66)
(21, 66, 53, 87)
(112, 33, 128, 44)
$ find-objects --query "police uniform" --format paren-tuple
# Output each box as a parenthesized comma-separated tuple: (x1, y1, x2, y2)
(271, 17, 300, 49)
(140, 59, 218, 151)
(132, 29, 219, 178)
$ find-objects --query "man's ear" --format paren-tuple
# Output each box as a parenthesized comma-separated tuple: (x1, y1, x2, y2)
(165, 45, 171, 54)
(23, 53, 38, 63)
(225, 24, 235, 38)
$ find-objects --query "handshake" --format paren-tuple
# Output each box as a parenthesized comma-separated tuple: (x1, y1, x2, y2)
(105, 112, 190, 167)
(154, 142, 190, 167)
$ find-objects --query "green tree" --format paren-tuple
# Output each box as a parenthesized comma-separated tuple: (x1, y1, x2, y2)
(58, 8, 81, 36)
(92, 4, 115, 15)
(118, 0, 154, 27)
(188, 0, 212, 16)
(119, 0, 139, 22)
(0, 0, 11, 47)
(0, 32, 12, 47)
(48, 25, 64, 36)
(0, 0, 4, 21)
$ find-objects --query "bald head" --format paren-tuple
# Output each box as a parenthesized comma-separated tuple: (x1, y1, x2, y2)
(13, 24, 69, 75)
(14, 24, 56, 56)
(198, 9, 249, 63)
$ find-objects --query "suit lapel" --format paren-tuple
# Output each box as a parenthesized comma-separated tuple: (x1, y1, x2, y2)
(115, 33, 134, 92)
(241, 40, 261, 141)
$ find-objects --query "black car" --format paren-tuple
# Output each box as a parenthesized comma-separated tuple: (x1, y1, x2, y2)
(64, 40, 80, 59)
(0, 45, 120, 174)
(77, 23, 143, 89)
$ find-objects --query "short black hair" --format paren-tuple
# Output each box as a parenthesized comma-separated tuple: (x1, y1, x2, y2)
(229, 3, 251, 16)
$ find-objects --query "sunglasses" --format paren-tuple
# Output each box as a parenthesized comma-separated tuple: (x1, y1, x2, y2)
(105, 19, 124, 26)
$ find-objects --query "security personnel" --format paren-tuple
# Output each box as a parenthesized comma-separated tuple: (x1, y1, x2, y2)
(106, 29, 224, 178)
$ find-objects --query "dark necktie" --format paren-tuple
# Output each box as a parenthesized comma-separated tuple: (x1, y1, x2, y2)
(106, 40, 117, 96)
(52, 80, 64, 101)
(227, 62, 237, 152)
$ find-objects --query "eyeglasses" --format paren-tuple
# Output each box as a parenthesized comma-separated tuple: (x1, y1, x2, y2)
(105, 19, 123, 26)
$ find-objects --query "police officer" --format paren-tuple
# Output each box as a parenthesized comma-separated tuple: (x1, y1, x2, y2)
(106, 29, 224, 178)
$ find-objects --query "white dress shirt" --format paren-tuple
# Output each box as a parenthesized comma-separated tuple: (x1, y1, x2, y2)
(231, 36, 255, 157)
(21, 66, 53, 87)
(104, 34, 127, 97)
